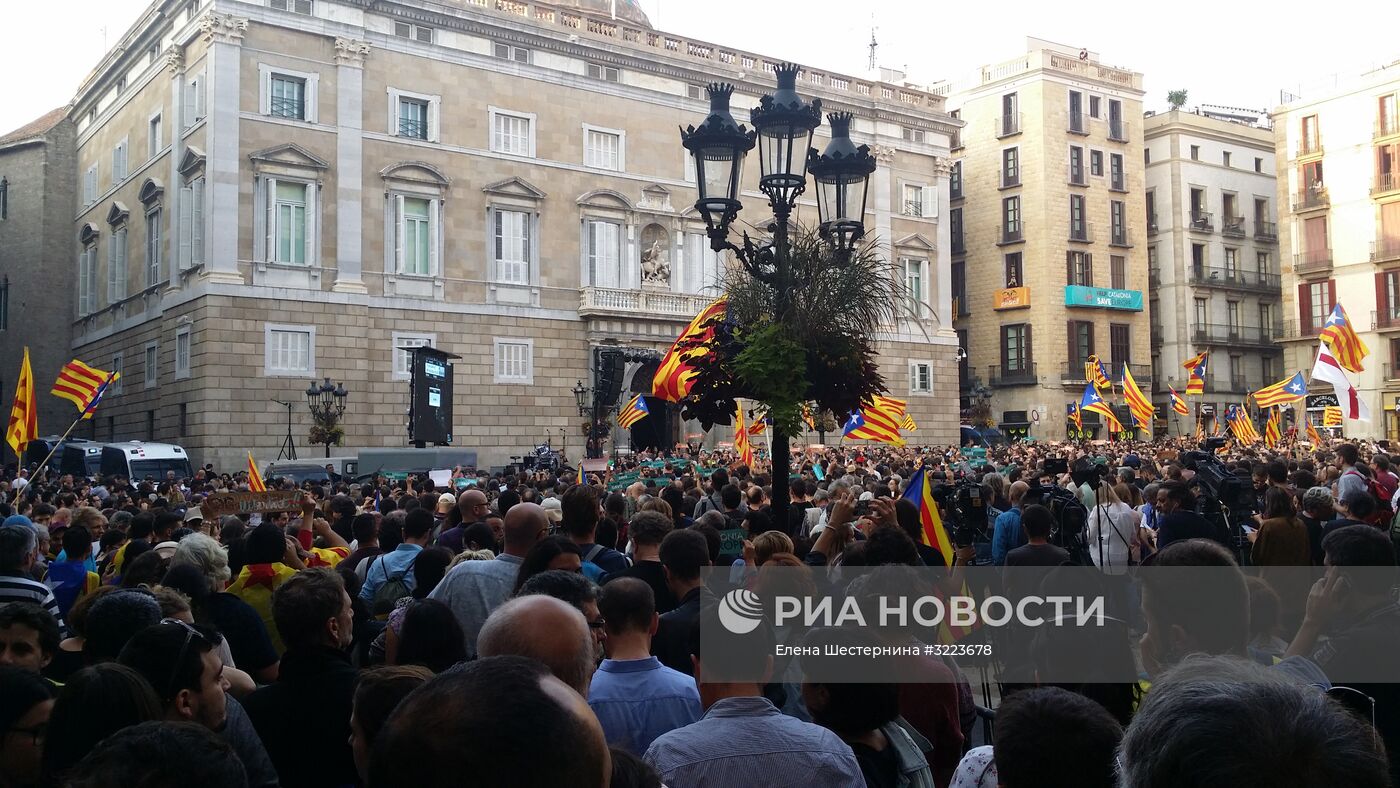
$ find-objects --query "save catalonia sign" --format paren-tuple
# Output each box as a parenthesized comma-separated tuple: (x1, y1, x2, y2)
(1063, 285, 1143, 311)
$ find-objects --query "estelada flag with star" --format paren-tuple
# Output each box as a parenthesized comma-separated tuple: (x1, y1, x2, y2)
(1252, 371, 1307, 409)
(1182, 350, 1209, 395)
(1318, 303, 1369, 373)
(1079, 384, 1123, 433)
(1170, 387, 1190, 416)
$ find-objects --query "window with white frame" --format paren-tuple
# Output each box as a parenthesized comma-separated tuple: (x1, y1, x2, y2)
(148, 114, 162, 159)
(83, 166, 98, 206)
(493, 338, 533, 384)
(108, 227, 128, 303)
(490, 108, 534, 157)
(183, 73, 206, 128)
(175, 325, 191, 379)
(264, 324, 314, 377)
(112, 139, 128, 183)
(145, 208, 161, 286)
(179, 177, 205, 268)
(683, 232, 722, 295)
(392, 333, 436, 379)
(393, 21, 434, 43)
(263, 179, 313, 265)
(902, 257, 926, 317)
(586, 63, 620, 82)
(394, 195, 438, 276)
(260, 66, 320, 123)
(585, 219, 623, 288)
(902, 183, 935, 218)
(909, 362, 932, 393)
(78, 241, 98, 316)
(390, 89, 440, 142)
(584, 126, 624, 171)
(684, 152, 696, 183)
(144, 343, 158, 388)
(110, 354, 123, 395)
(269, 0, 313, 14)
(493, 209, 531, 285)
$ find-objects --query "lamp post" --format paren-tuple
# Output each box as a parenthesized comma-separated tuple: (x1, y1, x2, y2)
(680, 66, 876, 528)
(573, 379, 606, 460)
(305, 377, 348, 458)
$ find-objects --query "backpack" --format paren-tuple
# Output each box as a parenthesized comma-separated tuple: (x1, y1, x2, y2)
(370, 553, 418, 618)
(1346, 470, 1395, 527)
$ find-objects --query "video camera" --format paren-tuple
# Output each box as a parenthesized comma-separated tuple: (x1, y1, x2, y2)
(1024, 483, 1091, 563)
(1181, 440, 1255, 553)
(931, 479, 989, 548)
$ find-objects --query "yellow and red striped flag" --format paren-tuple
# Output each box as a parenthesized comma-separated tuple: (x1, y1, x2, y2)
(1183, 350, 1209, 396)
(652, 298, 726, 402)
(1323, 406, 1343, 426)
(1306, 421, 1324, 445)
(1318, 303, 1370, 373)
(733, 403, 755, 467)
(1085, 355, 1113, 391)
(6, 348, 37, 457)
(1194, 419, 1204, 440)
(51, 360, 120, 419)
(1121, 364, 1155, 433)
(801, 404, 816, 431)
(1070, 404, 1084, 432)
(1170, 387, 1190, 416)
(1264, 407, 1282, 447)
(616, 394, 650, 429)
(901, 413, 917, 431)
(247, 452, 267, 492)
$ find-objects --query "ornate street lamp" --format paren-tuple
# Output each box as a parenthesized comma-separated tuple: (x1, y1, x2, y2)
(306, 378, 348, 457)
(809, 112, 877, 255)
(680, 83, 755, 245)
(678, 66, 876, 528)
(572, 380, 591, 416)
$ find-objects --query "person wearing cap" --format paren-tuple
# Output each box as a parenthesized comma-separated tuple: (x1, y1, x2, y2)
(541, 497, 565, 527)
(184, 506, 206, 534)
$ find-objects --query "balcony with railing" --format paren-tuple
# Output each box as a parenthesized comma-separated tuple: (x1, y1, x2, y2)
(1109, 172, 1126, 192)
(1000, 222, 1024, 245)
(1188, 266, 1281, 293)
(1385, 363, 1400, 381)
(950, 130, 963, 150)
(1255, 220, 1278, 243)
(398, 116, 428, 140)
(1281, 319, 1321, 339)
(1373, 308, 1400, 330)
(269, 95, 305, 120)
(1000, 172, 1021, 189)
(1110, 226, 1130, 247)
(1150, 324, 1163, 346)
(1374, 172, 1399, 197)
(997, 113, 1022, 138)
(1298, 137, 1323, 157)
(1378, 117, 1400, 140)
(1221, 215, 1247, 238)
(952, 233, 965, 256)
(1067, 112, 1090, 135)
(1293, 187, 1329, 212)
(1205, 374, 1250, 394)
(1147, 214, 1159, 235)
(988, 363, 1038, 387)
(1148, 266, 1161, 288)
(1059, 363, 1150, 386)
(1293, 248, 1333, 277)
(1068, 164, 1087, 186)
(1373, 237, 1400, 264)
(1189, 210, 1214, 232)
(1069, 221, 1094, 243)
(1190, 323, 1281, 347)
(579, 287, 712, 319)
(1108, 118, 1129, 142)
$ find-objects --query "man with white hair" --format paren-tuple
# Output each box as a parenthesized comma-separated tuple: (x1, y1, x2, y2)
(0, 523, 65, 632)
(477, 594, 596, 696)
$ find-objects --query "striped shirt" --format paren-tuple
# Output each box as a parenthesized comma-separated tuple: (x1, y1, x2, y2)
(0, 572, 68, 634)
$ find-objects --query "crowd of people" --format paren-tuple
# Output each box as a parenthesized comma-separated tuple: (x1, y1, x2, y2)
(0, 432, 1397, 787)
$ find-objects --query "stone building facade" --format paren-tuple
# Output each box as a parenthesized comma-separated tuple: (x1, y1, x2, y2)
(1143, 108, 1280, 433)
(58, 0, 960, 469)
(1275, 66, 1400, 440)
(0, 108, 78, 446)
(935, 39, 1148, 440)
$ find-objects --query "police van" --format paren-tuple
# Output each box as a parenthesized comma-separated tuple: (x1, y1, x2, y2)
(99, 442, 194, 481)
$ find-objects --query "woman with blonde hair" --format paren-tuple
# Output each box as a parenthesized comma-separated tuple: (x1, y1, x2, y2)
(1088, 480, 1142, 573)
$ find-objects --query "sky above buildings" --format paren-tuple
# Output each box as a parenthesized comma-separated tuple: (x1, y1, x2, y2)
(2, 0, 1396, 135)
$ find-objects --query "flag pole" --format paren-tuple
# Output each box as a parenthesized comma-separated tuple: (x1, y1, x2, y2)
(33, 410, 87, 477)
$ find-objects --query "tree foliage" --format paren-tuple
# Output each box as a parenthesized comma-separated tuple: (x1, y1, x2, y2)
(1167, 89, 1188, 110)
(676, 226, 907, 432)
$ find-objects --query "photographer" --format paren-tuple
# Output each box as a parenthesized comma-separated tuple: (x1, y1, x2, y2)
(1154, 482, 1228, 550)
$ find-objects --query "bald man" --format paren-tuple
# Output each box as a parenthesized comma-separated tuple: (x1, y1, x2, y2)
(369, 656, 610, 788)
(429, 502, 549, 658)
(991, 480, 1031, 566)
(436, 488, 491, 554)
(478, 595, 596, 696)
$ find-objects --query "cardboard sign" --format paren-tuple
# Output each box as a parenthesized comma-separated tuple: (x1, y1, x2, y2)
(993, 287, 1031, 310)
(202, 490, 305, 517)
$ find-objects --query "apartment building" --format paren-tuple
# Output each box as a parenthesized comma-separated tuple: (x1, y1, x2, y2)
(936, 39, 1148, 440)
(1275, 65, 1400, 438)
(54, 0, 960, 468)
(1143, 107, 1280, 432)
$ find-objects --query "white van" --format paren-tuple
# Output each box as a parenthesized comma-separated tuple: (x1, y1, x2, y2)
(100, 442, 195, 481)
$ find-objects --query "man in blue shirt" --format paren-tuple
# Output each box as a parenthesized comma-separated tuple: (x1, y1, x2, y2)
(991, 481, 1029, 566)
(360, 508, 433, 607)
(589, 578, 701, 754)
(561, 485, 630, 577)
(644, 608, 865, 787)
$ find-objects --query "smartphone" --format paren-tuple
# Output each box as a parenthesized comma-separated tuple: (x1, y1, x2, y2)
(855, 500, 872, 517)
(1240, 524, 1256, 535)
